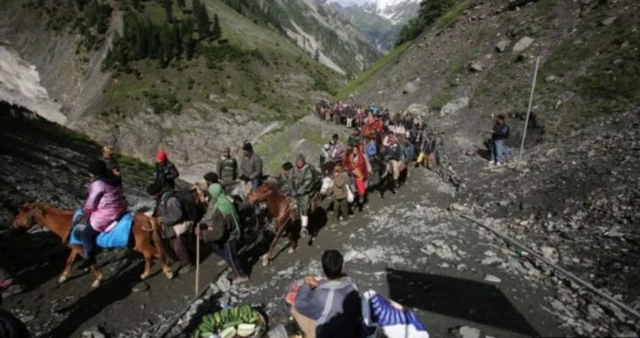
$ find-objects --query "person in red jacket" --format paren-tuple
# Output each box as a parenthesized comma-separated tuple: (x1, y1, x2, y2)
(344, 146, 369, 206)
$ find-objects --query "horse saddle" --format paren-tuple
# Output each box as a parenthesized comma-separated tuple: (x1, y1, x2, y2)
(69, 210, 134, 248)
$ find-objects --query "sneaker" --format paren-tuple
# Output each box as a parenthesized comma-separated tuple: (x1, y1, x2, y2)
(495, 162, 503, 166)
(488, 161, 495, 166)
(217, 260, 227, 267)
(178, 265, 195, 275)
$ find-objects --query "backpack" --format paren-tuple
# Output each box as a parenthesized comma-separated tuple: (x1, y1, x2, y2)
(173, 190, 203, 223)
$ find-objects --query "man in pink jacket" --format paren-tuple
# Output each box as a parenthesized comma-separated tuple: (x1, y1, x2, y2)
(81, 160, 128, 266)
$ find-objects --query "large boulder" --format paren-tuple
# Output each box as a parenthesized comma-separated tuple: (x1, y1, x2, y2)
(513, 36, 534, 53)
(440, 97, 470, 117)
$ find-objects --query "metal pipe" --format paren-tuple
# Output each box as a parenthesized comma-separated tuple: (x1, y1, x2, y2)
(455, 211, 640, 319)
(517, 56, 541, 170)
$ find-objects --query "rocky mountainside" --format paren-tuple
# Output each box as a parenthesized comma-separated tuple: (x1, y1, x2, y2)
(319, 0, 419, 52)
(0, 0, 351, 182)
(220, 0, 382, 76)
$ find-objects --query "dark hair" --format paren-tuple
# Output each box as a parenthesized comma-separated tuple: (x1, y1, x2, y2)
(242, 143, 253, 153)
(321, 249, 343, 279)
(332, 134, 339, 140)
(204, 172, 218, 183)
(497, 114, 506, 121)
(282, 162, 293, 170)
(146, 182, 163, 195)
(88, 160, 108, 177)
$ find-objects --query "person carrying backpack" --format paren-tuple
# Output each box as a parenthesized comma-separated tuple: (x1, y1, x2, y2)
(147, 182, 195, 275)
(196, 183, 248, 284)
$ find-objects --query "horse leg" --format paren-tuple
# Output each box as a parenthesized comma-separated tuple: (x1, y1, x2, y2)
(90, 264, 103, 288)
(59, 248, 80, 283)
(263, 221, 287, 266)
(152, 244, 173, 280)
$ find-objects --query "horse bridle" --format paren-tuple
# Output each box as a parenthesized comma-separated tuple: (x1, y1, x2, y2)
(18, 205, 41, 227)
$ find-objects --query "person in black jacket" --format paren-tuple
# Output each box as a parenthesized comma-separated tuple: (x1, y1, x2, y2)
(154, 150, 180, 191)
(490, 115, 512, 166)
(147, 183, 194, 274)
(0, 292, 31, 338)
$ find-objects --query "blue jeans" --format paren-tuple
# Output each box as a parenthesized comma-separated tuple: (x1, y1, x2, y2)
(214, 239, 246, 278)
(82, 224, 100, 259)
(251, 177, 262, 192)
(492, 140, 511, 163)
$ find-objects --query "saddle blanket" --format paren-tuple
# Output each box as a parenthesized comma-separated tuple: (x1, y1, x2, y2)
(362, 290, 429, 338)
(69, 209, 134, 248)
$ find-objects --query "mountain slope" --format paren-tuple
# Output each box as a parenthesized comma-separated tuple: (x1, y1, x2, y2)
(0, 0, 344, 179)
(219, 0, 382, 76)
(320, 0, 419, 52)
(343, 0, 640, 148)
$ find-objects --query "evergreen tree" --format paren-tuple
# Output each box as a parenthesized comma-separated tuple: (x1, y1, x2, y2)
(181, 16, 196, 60)
(131, 0, 140, 11)
(159, 22, 174, 65)
(177, 0, 186, 10)
(193, 0, 210, 38)
(211, 13, 221, 40)
(173, 22, 182, 59)
(163, 0, 173, 22)
(147, 19, 159, 59)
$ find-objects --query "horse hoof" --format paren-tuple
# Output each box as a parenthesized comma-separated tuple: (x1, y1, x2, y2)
(261, 256, 270, 267)
(164, 271, 175, 280)
(287, 247, 295, 254)
(91, 280, 101, 288)
(140, 273, 149, 280)
(58, 276, 68, 284)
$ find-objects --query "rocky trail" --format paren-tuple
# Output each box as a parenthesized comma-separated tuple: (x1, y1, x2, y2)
(1, 106, 639, 337)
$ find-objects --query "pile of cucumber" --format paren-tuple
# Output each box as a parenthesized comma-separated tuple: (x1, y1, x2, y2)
(194, 305, 261, 338)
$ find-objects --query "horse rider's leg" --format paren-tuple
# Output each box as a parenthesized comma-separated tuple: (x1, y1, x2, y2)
(59, 247, 80, 283)
(90, 264, 103, 288)
(263, 221, 287, 266)
(287, 223, 297, 254)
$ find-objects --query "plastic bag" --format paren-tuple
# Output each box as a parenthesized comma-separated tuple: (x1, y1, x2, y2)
(347, 184, 355, 203)
(361, 290, 429, 338)
(416, 152, 425, 164)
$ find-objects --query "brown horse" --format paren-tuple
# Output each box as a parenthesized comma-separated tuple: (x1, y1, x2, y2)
(12, 200, 174, 288)
(246, 182, 299, 267)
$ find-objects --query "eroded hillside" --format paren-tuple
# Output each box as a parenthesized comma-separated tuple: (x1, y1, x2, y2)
(0, 0, 350, 180)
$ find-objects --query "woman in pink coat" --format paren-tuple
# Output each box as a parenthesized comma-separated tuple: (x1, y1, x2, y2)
(81, 160, 128, 266)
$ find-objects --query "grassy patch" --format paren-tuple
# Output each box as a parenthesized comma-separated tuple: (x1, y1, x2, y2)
(436, 0, 472, 30)
(336, 42, 411, 99)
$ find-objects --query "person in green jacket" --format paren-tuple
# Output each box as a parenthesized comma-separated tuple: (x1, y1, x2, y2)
(196, 183, 248, 284)
(292, 154, 317, 237)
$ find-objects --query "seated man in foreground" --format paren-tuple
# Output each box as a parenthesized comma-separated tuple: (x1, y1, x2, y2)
(293, 250, 362, 338)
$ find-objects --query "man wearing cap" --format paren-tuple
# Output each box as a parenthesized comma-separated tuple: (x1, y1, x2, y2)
(154, 150, 180, 191)
(239, 143, 263, 193)
(292, 154, 316, 237)
(217, 147, 238, 186)
(147, 182, 195, 275)
(101, 146, 120, 177)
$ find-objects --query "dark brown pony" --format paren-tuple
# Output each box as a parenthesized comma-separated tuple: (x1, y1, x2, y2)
(246, 182, 300, 267)
(12, 200, 173, 288)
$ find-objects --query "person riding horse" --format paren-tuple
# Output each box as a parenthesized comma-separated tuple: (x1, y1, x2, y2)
(217, 147, 238, 186)
(80, 160, 128, 269)
(278, 162, 295, 197)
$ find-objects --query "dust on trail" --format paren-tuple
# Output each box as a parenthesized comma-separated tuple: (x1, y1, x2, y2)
(0, 45, 66, 124)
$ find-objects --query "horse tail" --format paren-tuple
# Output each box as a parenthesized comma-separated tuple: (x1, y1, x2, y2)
(149, 216, 170, 263)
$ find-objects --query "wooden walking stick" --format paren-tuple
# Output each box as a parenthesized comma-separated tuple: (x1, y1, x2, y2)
(195, 229, 200, 295)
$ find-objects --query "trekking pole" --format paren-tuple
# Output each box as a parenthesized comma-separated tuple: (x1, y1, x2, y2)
(195, 232, 200, 295)
(517, 56, 540, 171)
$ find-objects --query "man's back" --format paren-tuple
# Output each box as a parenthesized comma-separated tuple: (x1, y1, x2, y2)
(294, 277, 362, 338)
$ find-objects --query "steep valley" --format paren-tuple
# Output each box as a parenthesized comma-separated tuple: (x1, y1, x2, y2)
(1, 0, 640, 337)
